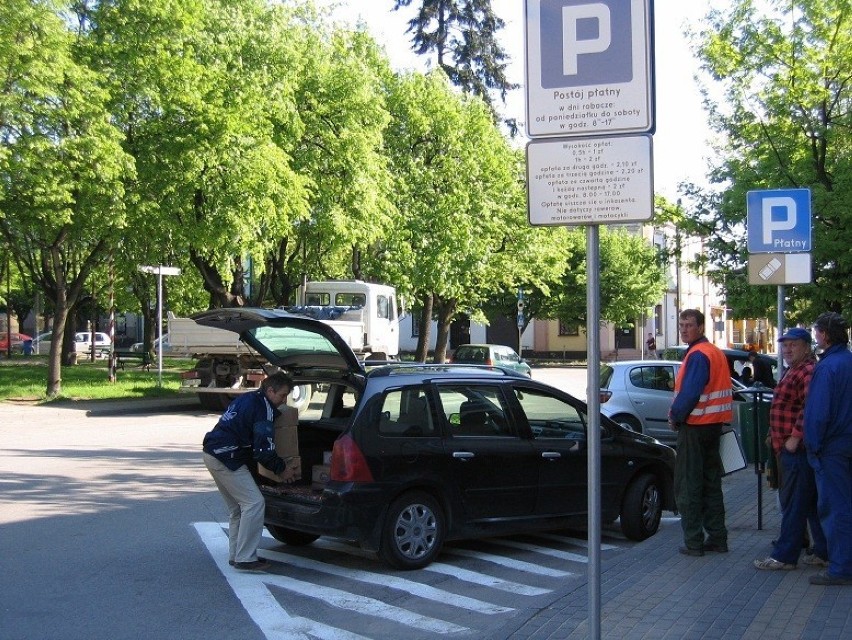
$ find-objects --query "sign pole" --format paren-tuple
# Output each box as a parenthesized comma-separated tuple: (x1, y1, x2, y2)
(586, 225, 602, 639)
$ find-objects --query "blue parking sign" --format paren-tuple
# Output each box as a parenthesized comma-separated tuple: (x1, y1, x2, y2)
(747, 189, 811, 253)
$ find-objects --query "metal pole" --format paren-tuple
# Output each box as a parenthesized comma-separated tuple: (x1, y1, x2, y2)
(157, 269, 163, 387)
(751, 389, 763, 530)
(777, 286, 785, 374)
(586, 225, 601, 639)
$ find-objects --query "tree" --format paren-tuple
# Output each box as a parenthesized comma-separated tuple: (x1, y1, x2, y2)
(689, 0, 852, 322)
(374, 70, 531, 361)
(392, 0, 517, 126)
(0, 0, 134, 396)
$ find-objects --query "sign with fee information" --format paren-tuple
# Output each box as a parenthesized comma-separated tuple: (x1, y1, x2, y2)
(746, 188, 812, 253)
(525, 0, 654, 138)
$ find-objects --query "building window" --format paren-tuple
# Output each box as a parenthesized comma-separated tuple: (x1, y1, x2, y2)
(559, 321, 579, 336)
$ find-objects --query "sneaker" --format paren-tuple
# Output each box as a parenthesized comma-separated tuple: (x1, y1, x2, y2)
(754, 557, 796, 571)
(802, 553, 829, 567)
(679, 546, 705, 557)
(809, 572, 852, 586)
(233, 559, 270, 573)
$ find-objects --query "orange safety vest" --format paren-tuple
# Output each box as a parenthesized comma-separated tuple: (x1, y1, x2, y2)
(674, 341, 733, 425)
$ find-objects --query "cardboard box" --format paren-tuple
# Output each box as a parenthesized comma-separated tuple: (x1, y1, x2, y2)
(312, 464, 331, 490)
(258, 406, 300, 481)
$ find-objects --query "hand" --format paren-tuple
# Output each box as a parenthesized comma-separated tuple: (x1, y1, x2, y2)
(668, 419, 678, 432)
(784, 436, 801, 453)
(279, 466, 297, 484)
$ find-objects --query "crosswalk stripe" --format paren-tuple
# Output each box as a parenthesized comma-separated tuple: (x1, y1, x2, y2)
(532, 533, 620, 550)
(486, 538, 590, 563)
(259, 547, 512, 614)
(443, 547, 574, 577)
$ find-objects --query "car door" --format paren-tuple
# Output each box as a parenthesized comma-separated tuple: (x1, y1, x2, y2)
(436, 382, 537, 520)
(509, 384, 588, 515)
(624, 363, 678, 441)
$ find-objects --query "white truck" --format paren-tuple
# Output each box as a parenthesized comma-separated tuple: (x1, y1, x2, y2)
(176, 281, 400, 410)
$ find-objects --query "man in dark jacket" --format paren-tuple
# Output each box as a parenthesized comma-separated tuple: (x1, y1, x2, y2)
(202, 372, 294, 572)
(804, 312, 852, 586)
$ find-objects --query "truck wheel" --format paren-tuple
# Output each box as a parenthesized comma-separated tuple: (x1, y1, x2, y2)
(266, 525, 319, 546)
(379, 491, 445, 570)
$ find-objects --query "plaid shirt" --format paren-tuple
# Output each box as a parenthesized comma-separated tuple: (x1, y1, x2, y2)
(769, 357, 815, 453)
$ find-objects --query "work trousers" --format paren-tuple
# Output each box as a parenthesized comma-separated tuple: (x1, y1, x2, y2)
(203, 452, 265, 564)
(811, 453, 852, 579)
(772, 449, 827, 564)
(675, 423, 727, 550)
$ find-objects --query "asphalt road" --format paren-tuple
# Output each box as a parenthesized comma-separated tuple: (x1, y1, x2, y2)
(1, 367, 609, 640)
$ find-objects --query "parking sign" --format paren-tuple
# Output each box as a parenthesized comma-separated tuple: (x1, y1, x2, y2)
(525, 0, 654, 138)
(746, 189, 811, 253)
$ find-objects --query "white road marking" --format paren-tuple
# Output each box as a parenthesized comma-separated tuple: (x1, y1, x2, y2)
(198, 523, 469, 636)
(486, 538, 590, 563)
(285, 534, 555, 597)
(532, 533, 620, 551)
(424, 563, 551, 596)
(442, 547, 574, 577)
(259, 547, 512, 614)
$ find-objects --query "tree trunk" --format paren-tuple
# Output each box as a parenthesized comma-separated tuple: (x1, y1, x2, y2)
(433, 298, 457, 364)
(415, 293, 433, 363)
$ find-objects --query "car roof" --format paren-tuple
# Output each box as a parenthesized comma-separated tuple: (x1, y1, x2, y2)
(367, 363, 528, 380)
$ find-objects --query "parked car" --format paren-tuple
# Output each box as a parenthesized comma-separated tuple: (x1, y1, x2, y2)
(0, 331, 32, 353)
(73, 332, 112, 356)
(130, 334, 171, 354)
(663, 346, 779, 386)
(450, 343, 532, 377)
(599, 359, 770, 446)
(191, 308, 677, 570)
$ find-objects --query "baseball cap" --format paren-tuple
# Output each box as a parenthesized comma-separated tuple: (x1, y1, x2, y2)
(778, 328, 812, 343)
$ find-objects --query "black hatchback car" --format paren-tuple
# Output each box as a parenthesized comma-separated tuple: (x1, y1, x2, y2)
(192, 308, 677, 570)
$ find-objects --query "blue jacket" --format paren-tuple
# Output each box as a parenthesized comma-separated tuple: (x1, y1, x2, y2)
(202, 390, 286, 474)
(804, 343, 852, 458)
(669, 338, 711, 425)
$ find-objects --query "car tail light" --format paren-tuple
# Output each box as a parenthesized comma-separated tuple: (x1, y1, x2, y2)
(330, 434, 374, 483)
(599, 389, 612, 404)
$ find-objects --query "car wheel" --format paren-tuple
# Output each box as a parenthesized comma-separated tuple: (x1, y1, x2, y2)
(620, 473, 662, 541)
(612, 413, 642, 433)
(379, 491, 445, 570)
(266, 525, 320, 546)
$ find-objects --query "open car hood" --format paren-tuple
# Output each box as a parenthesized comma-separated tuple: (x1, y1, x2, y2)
(190, 308, 364, 374)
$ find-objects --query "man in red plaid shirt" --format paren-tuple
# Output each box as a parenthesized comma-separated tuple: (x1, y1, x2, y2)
(754, 328, 827, 570)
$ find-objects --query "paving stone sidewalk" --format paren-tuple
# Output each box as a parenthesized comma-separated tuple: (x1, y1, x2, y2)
(512, 466, 852, 640)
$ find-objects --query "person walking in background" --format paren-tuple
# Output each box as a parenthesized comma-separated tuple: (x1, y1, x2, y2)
(202, 372, 295, 573)
(754, 328, 826, 571)
(646, 333, 658, 359)
(669, 309, 733, 557)
(804, 312, 852, 586)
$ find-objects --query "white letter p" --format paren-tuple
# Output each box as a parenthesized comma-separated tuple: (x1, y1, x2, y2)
(562, 3, 612, 76)
(762, 197, 797, 245)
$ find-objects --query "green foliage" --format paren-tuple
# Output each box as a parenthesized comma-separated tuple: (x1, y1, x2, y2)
(392, 0, 517, 123)
(690, 0, 852, 322)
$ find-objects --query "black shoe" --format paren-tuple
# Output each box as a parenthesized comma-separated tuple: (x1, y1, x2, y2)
(679, 546, 705, 557)
(233, 559, 270, 573)
(809, 572, 852, 586)
(703, 541, 729, 553)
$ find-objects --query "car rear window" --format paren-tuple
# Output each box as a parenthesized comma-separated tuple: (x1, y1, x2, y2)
(600, 364, 614, 388)
(453, 346, 488, 363)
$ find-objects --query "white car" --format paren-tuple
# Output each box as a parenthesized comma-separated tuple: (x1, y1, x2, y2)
(74, 332, 112, 356)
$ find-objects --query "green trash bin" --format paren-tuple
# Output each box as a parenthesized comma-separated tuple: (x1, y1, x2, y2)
(737, 399, 771, 463)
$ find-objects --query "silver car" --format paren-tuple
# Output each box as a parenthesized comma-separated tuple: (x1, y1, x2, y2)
(600, 360, 767, 446)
